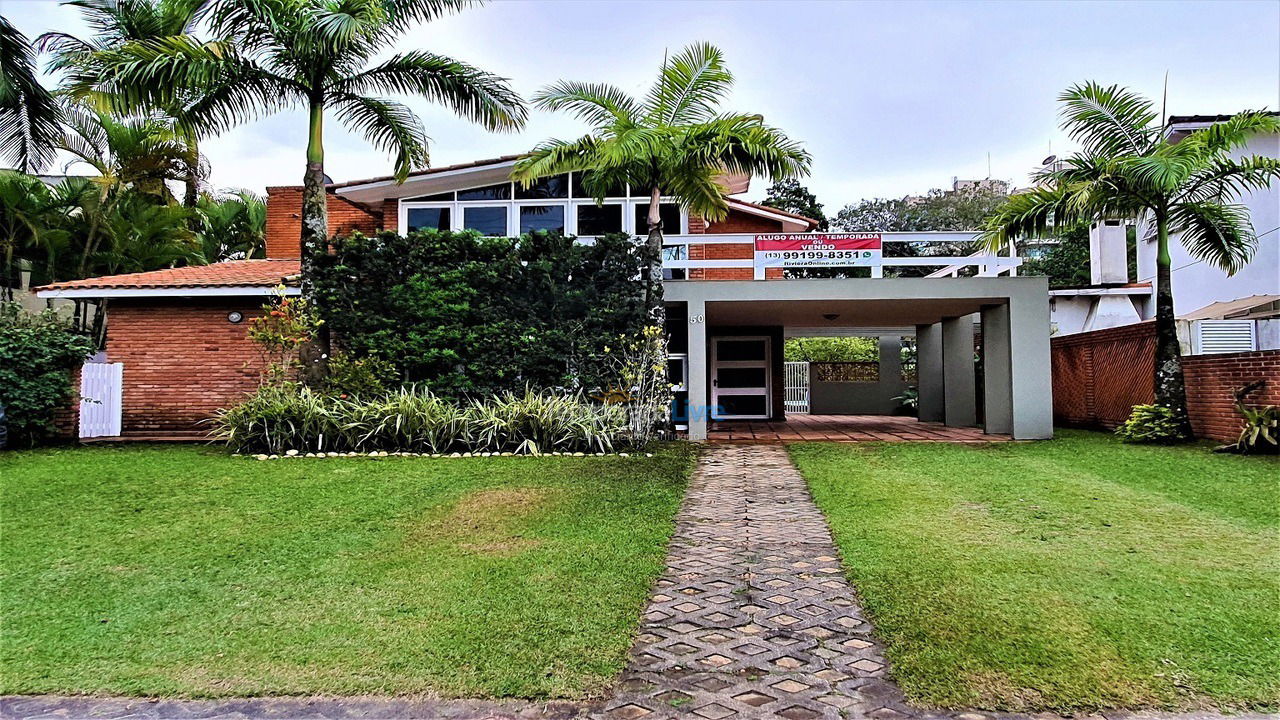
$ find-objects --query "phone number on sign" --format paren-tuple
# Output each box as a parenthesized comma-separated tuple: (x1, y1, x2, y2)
(760, 250, 879, 265)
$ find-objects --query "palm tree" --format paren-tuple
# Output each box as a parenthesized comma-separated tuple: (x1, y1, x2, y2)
(511, 42, 811, 316)
(0, 16, 63, 173)
(197, 189, 265, 261)
(0, 170, 66, 300)
(38, 0, 212, 206)
(87, 0, 527, 270)
(983, 82, 1280, 438)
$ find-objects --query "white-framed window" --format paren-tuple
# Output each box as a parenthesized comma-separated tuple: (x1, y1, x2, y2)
(398, 173, 685, 237)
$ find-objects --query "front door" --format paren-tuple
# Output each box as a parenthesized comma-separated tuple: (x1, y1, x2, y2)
(711, 336, 771, 420)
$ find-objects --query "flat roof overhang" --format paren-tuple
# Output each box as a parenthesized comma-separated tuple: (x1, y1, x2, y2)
(663, 277, 1048, 328)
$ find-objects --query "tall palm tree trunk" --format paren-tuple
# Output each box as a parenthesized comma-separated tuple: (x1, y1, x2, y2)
(299, 97, 330, 382)
(1152, 215, 1193, 438)
(644, 186, 665, 323)
(182, 133, 200, 208)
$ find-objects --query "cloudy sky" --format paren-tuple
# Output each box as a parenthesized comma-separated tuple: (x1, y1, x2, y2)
(5, 0, 1279, 210)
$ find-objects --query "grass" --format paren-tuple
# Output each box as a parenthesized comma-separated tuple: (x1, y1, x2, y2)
(0, 443, 696, 699)
(790, 430, 1279, 714)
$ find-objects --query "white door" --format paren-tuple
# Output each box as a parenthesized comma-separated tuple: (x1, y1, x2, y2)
(79, 362, 123, 438)
(711, 337, 771, 420)
(784, 361, 810, 414)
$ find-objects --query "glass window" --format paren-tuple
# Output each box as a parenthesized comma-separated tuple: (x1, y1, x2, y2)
(406, 207, 450, 232)
(403, 191, 454, 202)
(576, 204, 623, 235)
(519, 205, 565, 234)
(457, 182, 511, 201)
(718, 395, 767, 417)
(463, 206, 508, 236)
(717, 339, 767, 362)
(515, 174, 569, 199)
(634, 203, 681, 234)
(572, 171, 627, 198)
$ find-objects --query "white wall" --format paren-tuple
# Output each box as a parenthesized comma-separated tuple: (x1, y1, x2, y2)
(1135, 132, 1280, 317)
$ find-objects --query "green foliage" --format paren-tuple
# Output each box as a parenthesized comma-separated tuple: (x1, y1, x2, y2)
(604, 325, 672, 448)
(0, 17, 63, 173)
(322, 352, 396, 399)
(212, 385, 629, 456)
(197, 190, 265, 261)
(784, 336, 878, 362)
(762, 179, 828, 230)
(1236, 405, 1279, 455)
(0, 303, 94, 447)
(1115, 404, 1186, 444)
(310, 229, 651, 399)
(1019, 223, 1092, 288)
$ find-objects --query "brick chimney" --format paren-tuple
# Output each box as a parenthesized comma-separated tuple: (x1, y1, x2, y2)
(1088, 220, 1129, 285)
(264, 186, 384, 259)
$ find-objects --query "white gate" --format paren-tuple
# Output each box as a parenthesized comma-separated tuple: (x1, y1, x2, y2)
(79, 362, 123, 438)
(784, 361, 810, 414)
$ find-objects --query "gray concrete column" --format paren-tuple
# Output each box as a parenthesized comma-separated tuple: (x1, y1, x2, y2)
(981, 303, 1013, 435)
(878, 335, 902, 385)
(1007, 293, 1054, 439)
(685, 299, 708, 441)
(915, 323, 944, 423)
(942, 314, 977, 427)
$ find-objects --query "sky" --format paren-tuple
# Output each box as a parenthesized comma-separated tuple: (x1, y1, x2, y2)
(4, 0, 1279, 210)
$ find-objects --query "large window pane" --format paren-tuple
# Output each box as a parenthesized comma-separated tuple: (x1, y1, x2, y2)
(519, 205, 565, 234)
(576, 204, 623, 235)
(718, 395, 767, 417)
(406, 207, 450, 232)
(457, 182, 511, 201)
(717, 339, 766, 362)
(515, 174, 569, 199)
(403, 191, 454, 202)
(463, 206, 508, 236)
(635, 203, 681, 234)
(716, 367, 767, 389)
(572, 171, 627, 198)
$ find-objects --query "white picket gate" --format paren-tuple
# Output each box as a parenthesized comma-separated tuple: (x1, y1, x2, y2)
(79, 362, 123, 438)
(784, 361, 810, 414)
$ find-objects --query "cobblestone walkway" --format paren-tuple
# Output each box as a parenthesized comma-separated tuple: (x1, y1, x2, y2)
(595, 444, 910, 720)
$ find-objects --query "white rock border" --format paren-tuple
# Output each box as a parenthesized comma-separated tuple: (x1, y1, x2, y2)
(243, 450, 655, 461)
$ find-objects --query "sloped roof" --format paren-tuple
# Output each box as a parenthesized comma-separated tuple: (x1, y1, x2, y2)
(1181, 294, 1280, 320)
(326, 155, 523, 190)
(726, 198, 821, 230)
(36, 259, 301, 293)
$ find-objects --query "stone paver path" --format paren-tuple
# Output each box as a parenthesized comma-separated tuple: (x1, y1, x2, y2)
(596, 444, 909, 720)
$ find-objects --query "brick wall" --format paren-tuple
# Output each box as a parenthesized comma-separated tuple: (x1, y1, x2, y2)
(105, 299, 267, 436)
(264, 186, 383, 259)
(1183, 350, 1280, 442)
(686, 210, 782, 280)
(1050, 322, 1280, 442)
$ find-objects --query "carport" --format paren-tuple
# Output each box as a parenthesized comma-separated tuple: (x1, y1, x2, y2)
(664, 276, 1053, 441)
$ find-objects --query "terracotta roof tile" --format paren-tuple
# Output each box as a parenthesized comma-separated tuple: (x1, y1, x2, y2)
(36, 259, 301, 291)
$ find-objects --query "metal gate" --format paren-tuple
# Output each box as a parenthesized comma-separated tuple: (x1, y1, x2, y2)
(79, 362, 123, 438)
(784, 361, 810, 414)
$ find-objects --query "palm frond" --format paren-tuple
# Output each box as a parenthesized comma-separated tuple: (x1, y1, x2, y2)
(331, 94, 430, 181)
(678, 114, 811, 183)
(1178, 155, 1280, 203)
(1059, 81, 1158, 156)
(1182, 111, 1280, 155)
(979, 184, 1080, 252)
(380, 0, 474, 34)
(0, 17, 64, 173)
(531, 80, 640, 128)
(1169, 201, 1257, 275)
(511, 136, 599, 183)
(643, 41, 732, 126)
(337, 50, 527, 131)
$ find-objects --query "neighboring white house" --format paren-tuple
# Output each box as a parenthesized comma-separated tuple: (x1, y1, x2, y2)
(1049, 113, 1280, 352)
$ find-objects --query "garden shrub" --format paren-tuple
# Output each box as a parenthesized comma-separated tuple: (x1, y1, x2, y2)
(308, 229, 652, 398)
(212, 385, 629, 455)
(0, 303, 94, 447)
(1115, 404, 1185, 444)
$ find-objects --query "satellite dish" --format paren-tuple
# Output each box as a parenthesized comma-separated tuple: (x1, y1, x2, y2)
(1041, 155, 1057, 166)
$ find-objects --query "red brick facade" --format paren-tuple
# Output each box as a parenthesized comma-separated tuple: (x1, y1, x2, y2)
(685, 209, 784, 280)
(264, 186, 382, 259)
(1184, 350, 1280, 442)
(105, 299, 267, 437)
(1050, 322, 1280, 442)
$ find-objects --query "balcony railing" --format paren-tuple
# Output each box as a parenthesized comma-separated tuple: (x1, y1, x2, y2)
(661, 232, 1021, 279)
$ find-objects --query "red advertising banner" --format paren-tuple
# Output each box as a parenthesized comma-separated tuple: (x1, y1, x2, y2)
(754, 233, 882, 251)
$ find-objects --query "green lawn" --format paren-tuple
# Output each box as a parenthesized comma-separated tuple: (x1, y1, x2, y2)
(791, 430, 1279, 714)
(0, 444, 695, 699)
